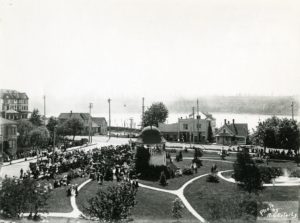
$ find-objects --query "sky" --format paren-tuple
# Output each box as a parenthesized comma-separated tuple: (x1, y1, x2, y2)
(1, 0, 300, 115)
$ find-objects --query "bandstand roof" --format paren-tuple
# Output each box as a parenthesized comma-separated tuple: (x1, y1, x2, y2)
(136, 126, 166, 145)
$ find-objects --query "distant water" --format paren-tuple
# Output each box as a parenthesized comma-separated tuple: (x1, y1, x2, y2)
(93, 112, 299, 132)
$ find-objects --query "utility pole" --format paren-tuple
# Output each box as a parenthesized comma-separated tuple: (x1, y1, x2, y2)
(129, 117, 133, 138)
(89, 103, 93, 143)
(43, 95, 46, 125)
(197, 99, 200, 143)
(291, 101, 294, 121)
(192, 107, 195, 144)
(108, 98, 111, 138)
(142, 97, 145, 129)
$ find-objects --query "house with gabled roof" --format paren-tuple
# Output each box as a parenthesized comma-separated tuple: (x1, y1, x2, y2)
(215, 119, 248, 145)
(58, 112, 107, 135)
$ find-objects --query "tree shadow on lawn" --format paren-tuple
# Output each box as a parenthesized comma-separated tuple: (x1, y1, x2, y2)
(139, 160, 233, 190)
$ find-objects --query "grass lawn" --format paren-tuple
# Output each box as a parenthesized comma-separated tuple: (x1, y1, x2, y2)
(140, 159, 233, 190)
(76, 180, 198, 223)
(42, 175, 89, 213)
(184, 176, 300, 221)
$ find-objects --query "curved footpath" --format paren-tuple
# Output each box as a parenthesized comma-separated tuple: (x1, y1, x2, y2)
(20, 157, 234, 222)
(217, 170, 300, 187)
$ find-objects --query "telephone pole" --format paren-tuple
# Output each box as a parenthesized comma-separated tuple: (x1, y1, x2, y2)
(142, 97, 145, 129)
(43, 95, 46, 125)
(108, 98, 111, 137)
(291, 101, 294, 121)
(197, 99, 200, 143)
(89, 103, 93, 143)
(129, 117, 133, 138)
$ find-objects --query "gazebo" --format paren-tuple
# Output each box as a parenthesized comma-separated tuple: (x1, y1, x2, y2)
(135, 126, 167, 166)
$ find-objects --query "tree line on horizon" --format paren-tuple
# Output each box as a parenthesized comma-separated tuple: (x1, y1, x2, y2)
(168, 96, 298, 116)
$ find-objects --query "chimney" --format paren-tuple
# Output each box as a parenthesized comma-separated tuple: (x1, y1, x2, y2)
(70, 110, 72, 117)
(224, 119, 227, 125)
(232, 119, 235, 124)
(228, 120, 230, 124)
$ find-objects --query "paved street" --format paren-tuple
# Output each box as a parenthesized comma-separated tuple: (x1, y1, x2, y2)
(0, 136, 131, 179)
(0, 135, 232, 179)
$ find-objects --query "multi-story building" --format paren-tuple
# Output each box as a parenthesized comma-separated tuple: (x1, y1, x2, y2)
(0, 89, 30, 120)
(0, 117, 18, 160)
(158, 113, 216, 143)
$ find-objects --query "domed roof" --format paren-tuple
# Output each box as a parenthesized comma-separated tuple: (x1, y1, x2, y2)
(136, 126, 166, 144)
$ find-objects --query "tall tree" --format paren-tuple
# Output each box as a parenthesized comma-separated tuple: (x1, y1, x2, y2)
(207, 121, 214, 143)
(252, 116, 280, 151)
(64, 117, 84, 141)
(142, 102, 168, 127)
(233, 150, 263, 193)
(46, 116, 59, 144)
(252, 116, 300, 153)
(278, 118, 300, 152)
(29, 109, 43, 126)
(29, 126, 50, 155)
(17, 119, 34, 148)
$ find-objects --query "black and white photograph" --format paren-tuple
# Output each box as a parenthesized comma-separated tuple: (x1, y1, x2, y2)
(1, 0, 300, 222)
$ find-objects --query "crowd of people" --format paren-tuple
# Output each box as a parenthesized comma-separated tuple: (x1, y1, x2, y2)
(24, 144, 139, 196)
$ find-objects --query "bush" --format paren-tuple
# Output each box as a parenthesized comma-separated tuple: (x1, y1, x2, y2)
(290, 169, 300, 178)
(258, 166, 282, 183)
(0, 178, 50, 218)
(85, 182, 137, 222)
(172, 198, 184, 220)
(206, 174, 219, 183)
(159, 171, 167, 186)
(182, 168, 193, 175)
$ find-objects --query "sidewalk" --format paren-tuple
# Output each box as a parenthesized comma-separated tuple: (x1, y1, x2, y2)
(3, 156, 37, 167)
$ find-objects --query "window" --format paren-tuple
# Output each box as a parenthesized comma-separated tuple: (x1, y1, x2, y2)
(183, 124, 188, 130)
(197, 124, 201, 129)
(223, 129, 226, 133)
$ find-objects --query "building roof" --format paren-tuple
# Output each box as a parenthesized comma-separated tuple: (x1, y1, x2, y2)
(136, 126, 166, 144)
(0, 117, 17, 125)
(0, 89, 29, 100)
(158, 123, 178, 132)
(58, 113, 105, 128)
(92, 117, 107, 126)
(58, 113, 91, 121)
(217, 123, 248, 137)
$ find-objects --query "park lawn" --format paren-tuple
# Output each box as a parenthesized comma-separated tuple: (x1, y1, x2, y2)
(184, 176, 299, 221)
(139, 160, 233, 190)
(76, 180, 198, 223)
(132, 187, 198, 223)
(44, 176, 89, 213)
